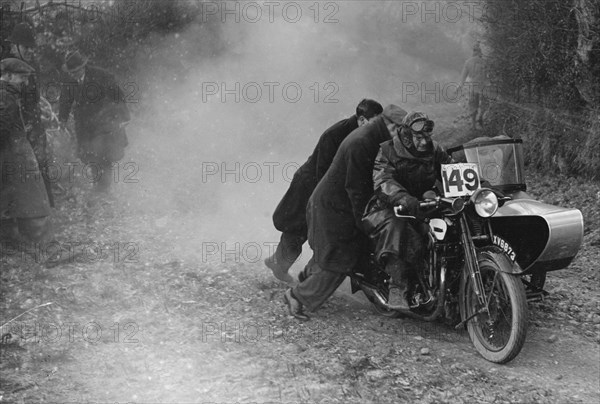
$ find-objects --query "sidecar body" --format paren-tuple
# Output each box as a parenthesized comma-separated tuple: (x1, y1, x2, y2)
(449, 137, 584, 274)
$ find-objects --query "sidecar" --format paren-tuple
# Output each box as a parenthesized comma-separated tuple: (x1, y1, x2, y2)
(448, 137, 584, 277)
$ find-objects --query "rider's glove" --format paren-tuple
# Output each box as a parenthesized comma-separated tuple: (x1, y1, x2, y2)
(395, 194, 419, 216)
(422, 189, 438, 200)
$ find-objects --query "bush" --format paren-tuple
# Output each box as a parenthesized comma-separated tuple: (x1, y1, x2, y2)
(2, 1, 222, 76)
(481, 0, 599, 179)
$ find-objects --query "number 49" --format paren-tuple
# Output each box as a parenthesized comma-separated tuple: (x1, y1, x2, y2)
(443, 168, 480, 194)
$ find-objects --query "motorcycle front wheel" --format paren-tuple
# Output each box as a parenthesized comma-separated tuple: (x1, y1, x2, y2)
(463, 248, 528, 364)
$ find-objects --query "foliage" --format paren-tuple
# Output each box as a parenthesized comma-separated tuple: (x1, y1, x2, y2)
(481, 0, 600, 179)
(1, 0, 223, 78)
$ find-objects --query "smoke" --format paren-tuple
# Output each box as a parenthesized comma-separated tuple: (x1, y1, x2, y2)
(116, 1, 475, 264)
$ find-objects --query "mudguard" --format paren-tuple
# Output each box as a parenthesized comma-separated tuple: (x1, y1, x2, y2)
(477, 247, 522, 275)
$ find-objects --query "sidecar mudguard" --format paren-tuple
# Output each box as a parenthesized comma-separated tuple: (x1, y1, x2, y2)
(490, 191, 584, 274)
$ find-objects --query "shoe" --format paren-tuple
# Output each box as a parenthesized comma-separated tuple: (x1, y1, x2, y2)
(283, 289, 310, 321)
(387, 286, 410, 311)
(265, 255, 294, 284)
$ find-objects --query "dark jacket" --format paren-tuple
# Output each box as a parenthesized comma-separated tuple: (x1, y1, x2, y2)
(0, 80, 51, 218)
(307, 115, 392, 273)
(373, 135, 452, 207)
(59, 65, 130, 163)
(273, 115, 359, 235)
(363, 135, 452, 264)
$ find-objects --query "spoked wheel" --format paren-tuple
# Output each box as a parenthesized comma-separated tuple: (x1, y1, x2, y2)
(463, 249, 528, 363)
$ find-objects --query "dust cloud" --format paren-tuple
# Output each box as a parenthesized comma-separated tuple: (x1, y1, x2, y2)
(117, 1, 478, 266)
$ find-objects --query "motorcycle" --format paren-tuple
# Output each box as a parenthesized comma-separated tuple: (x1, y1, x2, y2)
(350, 137, 583, 364)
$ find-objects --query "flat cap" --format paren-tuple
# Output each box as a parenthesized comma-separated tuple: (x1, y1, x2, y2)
(1, 58, 35, 74)
(382, 104, 408, 125)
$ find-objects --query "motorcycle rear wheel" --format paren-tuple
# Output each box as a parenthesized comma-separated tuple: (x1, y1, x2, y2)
(463, 249, 528, 364)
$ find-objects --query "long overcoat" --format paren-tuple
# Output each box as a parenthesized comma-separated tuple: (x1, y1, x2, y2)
(0, 80, 51, 218)
(364, 135, 452, 264)
(59, 65, 130, 163)
(307, 115, 392, 273)
(273, 115, 358, 236)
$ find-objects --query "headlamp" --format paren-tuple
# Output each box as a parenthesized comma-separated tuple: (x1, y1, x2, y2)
(472, 189, 499, 217)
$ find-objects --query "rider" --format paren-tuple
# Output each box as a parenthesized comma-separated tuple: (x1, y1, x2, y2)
(363, 111, 452, 310)
(265, 99, 383, 283)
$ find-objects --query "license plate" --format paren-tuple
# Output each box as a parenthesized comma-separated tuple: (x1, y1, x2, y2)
(441, 163, 481, 197)
(492, 235, 517, 262)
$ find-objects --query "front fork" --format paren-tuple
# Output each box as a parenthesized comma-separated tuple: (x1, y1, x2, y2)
(458, 214, 489, 321)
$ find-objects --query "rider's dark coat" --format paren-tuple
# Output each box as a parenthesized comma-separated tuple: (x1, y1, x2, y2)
(0, 80, 51, 218)
(307, 115, 391, 274)
(273, 115, 359, 236)
(364, 135, 452, 264)
(59, 65, 130, 164)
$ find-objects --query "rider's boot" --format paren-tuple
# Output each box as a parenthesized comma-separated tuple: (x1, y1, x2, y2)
(387, 282, 410, 311)
(384, 255, 411, 310)
(265, 253, 294, 284)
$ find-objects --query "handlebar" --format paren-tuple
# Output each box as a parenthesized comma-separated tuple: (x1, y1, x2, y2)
(419, 200, 438, 208)
(393, 199, 438, 217)
(393, 187, 512, 218)
(393, 196, 459, 218)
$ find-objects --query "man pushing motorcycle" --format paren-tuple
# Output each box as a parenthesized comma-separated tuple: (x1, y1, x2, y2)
(282, 104, 407, 321)
(363, 111, 452, 310)
(266, 99, 383, 284)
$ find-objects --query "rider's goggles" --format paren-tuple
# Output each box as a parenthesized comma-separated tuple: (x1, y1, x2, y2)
(408, 119, 434, 134)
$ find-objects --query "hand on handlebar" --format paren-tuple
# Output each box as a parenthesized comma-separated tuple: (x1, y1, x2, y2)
(394, 195, 420, 216)
(393, 194, 440, 218)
